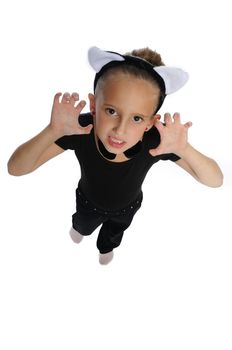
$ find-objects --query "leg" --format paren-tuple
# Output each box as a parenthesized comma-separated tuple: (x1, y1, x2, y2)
(97, 208, 139, 254)
(72, 188, 105, 236)
(72, 210, 104, 236)
(97, 216, 135, 265)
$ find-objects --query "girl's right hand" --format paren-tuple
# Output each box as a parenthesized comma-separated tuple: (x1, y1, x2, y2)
(49, 92, 93, 138)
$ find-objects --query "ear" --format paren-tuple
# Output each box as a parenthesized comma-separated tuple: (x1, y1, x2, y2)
(88, 93, 95, 114)
(145, 115, 156, 132)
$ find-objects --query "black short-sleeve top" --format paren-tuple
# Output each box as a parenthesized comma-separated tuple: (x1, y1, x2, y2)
(55, 113, 180, 211)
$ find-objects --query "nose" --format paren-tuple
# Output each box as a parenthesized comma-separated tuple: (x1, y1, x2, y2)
(113, 118, 127, 136)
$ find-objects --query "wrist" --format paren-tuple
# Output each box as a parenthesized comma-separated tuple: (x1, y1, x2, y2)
(46, 124, 65, 140)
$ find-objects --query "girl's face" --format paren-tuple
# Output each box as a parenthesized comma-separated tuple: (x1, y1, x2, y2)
(89, 73, 160, 158)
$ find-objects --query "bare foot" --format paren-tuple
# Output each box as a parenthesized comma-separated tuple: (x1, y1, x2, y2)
(99, 251, 114, 265)
(69, 227, 84, 244)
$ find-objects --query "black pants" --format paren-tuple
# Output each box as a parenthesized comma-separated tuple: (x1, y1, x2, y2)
(72, 189, 142, 254)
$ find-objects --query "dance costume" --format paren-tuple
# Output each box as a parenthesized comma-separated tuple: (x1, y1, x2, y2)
(55, 46, 188, 253)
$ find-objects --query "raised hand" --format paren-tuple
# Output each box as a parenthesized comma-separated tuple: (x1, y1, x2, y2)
(149, 112, 192, 157)
(49, 92, 93, 138)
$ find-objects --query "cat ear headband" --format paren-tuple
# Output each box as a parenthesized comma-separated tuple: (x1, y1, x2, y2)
(88, 46, 189, 97)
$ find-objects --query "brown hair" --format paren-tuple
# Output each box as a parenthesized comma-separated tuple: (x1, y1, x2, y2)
(126, 47, 165, 67)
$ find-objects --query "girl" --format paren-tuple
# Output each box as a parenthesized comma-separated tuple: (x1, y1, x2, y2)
(8, 47, 223, 265)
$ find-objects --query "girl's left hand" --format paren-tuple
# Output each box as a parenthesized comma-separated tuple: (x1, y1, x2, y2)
(149, 113, 192, 157)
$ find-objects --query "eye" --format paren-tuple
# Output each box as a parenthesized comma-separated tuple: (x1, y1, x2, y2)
(105, 108, 117, 116)
(133, 116, 144, 123)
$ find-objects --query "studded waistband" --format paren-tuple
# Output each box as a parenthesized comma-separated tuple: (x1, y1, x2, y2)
(76, 188, 143, 216)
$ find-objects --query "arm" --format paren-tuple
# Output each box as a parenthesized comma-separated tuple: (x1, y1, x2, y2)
(8, 127, 65, 176)
(175, 145, 223, 187)
(149, 113, 223, 188)
(8, 92, 93, 176)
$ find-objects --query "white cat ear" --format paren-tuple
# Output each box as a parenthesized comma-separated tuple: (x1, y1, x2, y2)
(88, 46, 189, 94)
(88, 46, 124, 73)
(154, 66, 189, 94)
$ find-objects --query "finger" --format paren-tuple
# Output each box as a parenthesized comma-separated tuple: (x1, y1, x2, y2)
(154, 120, 164, 133)
(61, 92, 71, 103)
(173, 112, 180, 123)
(70, 92, 79, 106)
(53, 92, 62, 104)
(184, 121, 193, 128)
(75, 99, 86, 113)
(164, 113, 172, 124)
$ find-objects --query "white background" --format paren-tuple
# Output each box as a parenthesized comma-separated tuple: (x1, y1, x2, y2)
(1, 0, 232, 349)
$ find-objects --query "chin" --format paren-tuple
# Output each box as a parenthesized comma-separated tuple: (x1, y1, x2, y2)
(105, 145, 124, 154)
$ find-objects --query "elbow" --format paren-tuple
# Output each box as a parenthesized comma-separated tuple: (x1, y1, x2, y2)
(7, 161, 17, 176)
(208, 181, 223, 188)
(203, 162, 224, 188)
(7, 161, 30, 177)
(212, 175, 224, 188)
(205, 173, 224, 188)
(8, 169, 30, 177)
(8, 171, 24, 177)
(7, 165, 22, 177)
(7, 156, 20, 176)
(213, 169, 224, 188)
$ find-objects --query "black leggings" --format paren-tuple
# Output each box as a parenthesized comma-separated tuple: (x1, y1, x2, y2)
(72, 189, 142, 254)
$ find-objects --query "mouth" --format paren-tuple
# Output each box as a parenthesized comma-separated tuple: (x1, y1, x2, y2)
(108, 136, 126, 149)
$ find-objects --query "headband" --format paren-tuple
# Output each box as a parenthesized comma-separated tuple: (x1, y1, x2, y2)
(88, 46, 189, 96)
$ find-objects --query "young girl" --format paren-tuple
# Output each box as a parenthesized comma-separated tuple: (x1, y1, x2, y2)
(8, 46, 223, 265)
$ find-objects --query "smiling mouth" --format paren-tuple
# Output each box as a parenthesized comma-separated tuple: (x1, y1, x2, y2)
(108, 136, 126, 148)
